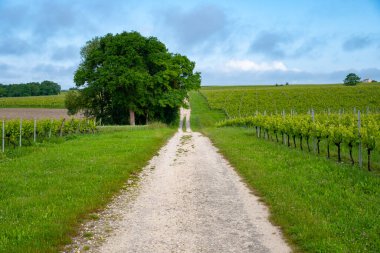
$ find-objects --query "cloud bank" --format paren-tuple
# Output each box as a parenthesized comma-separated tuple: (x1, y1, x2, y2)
(0, 0, 379, 88)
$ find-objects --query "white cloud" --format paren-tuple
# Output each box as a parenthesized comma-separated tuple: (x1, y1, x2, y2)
(225, 59, 289, 72)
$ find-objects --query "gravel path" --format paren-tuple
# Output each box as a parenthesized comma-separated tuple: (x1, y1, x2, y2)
(64, 110, 291, 253)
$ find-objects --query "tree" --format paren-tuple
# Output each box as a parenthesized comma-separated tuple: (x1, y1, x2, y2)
(343, 73, 360, 86)
(65, 90, 84, 115)
(71, 31, 201, 125)
(0, 81, 60, 97)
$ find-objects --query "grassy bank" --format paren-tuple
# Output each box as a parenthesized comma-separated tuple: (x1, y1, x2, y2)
(189, 91, 380, 252)
(0, 93, 65, 108)
(0, 125, 175, 252)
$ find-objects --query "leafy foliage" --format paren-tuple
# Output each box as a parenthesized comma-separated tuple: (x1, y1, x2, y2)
(3, 118, 96, 148)
(217, 113, 380, 170)
(65, 90, 83, 115)
(70, 31, 201, 125)
(344, 73, 361, 86)
(0, 81, 61, 97)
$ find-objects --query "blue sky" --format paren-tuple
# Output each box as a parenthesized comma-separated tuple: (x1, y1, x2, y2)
(0, 0, 379, 88)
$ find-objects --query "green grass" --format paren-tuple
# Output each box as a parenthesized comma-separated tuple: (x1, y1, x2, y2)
(201, 83, 380, 115)
(199, 83, 380, 171)
(190, 91, 380, 253)
(189, 91, 225, 131)
(0, 93, 66, 108)
(0, 125, 175, 252)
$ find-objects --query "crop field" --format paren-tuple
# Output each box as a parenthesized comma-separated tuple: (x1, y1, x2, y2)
(200, 84, 380, 172)
(0, 108, 79, 119)
(201, 83, 380, 116)
(189, 90, 380, 252)
(1, 118, 96, 150)
(0, 92, 65, 108)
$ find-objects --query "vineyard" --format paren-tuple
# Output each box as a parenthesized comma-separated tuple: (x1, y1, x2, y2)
(199, 84, 380, 171)
(201, 84, 380, 116)
(190, 91, 380, 252)
(217, 113, 380, 170)
(1, 118, 96, 150)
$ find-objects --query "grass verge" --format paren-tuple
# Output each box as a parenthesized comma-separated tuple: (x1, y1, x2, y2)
(0, 125, 175, 252)
(190, 91, 380, 253)
(189, 91, 225, 131)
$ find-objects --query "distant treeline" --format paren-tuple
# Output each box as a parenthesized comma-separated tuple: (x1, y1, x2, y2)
(0, 81, 61, 97)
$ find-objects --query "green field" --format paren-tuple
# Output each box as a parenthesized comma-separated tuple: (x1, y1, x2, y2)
(0, 93, 65, 108)
(202, 83, 380, 116)
(200, 84, 380, 171)
(0, 125, 175, 252)
(190, 91, 380, 253)
(1, 84, 379, 252)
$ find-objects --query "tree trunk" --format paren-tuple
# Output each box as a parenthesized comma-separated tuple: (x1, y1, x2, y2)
(293, 136, 296, 148)
(336, 143, 341, 162)
(129, 109, 135, 126)
(306, 137, 310, 152)
(349, 143, 354, 165)
(275, 132, 278, 143)
(317, 139, 320, 155)
(368, 149, 371, 171)
(300, 136, 303, 150)
(287, 134, 290, 147)
(327, 142, 330, 159)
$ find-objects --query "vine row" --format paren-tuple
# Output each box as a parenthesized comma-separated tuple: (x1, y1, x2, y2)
(217, 113, 380, 171)
(2, 118, 97, 148)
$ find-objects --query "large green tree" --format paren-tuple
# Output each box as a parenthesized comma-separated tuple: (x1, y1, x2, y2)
(70, 31, 201, 125)
(343, 73, 360, 86)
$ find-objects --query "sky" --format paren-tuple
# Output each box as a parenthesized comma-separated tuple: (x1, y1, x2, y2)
(0, 0, 379, 89)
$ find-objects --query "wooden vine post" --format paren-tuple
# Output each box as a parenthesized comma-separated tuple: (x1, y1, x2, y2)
(34, 118, 37, 142)
(2, 119, 4, 153)
(358, 111, 362, 168)
(19, 118, 22, 147)
(311, 109, 316, 153)
(49, 119, 53, 138)
(60, 118, 66, 137)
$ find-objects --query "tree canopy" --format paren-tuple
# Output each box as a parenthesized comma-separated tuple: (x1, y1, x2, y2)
(343, 73, 360, 86)
(68, 31, 201, 125)
(0, 81, 61, 97)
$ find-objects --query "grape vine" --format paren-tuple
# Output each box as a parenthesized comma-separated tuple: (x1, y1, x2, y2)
(217, 113, 380, 171)
(2, 118, 97, 148)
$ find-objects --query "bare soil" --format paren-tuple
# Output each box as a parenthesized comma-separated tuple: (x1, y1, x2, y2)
(0, 108, 83, 119)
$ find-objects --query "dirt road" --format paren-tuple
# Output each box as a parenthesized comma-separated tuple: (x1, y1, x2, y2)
(64, 110, 291, 253)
